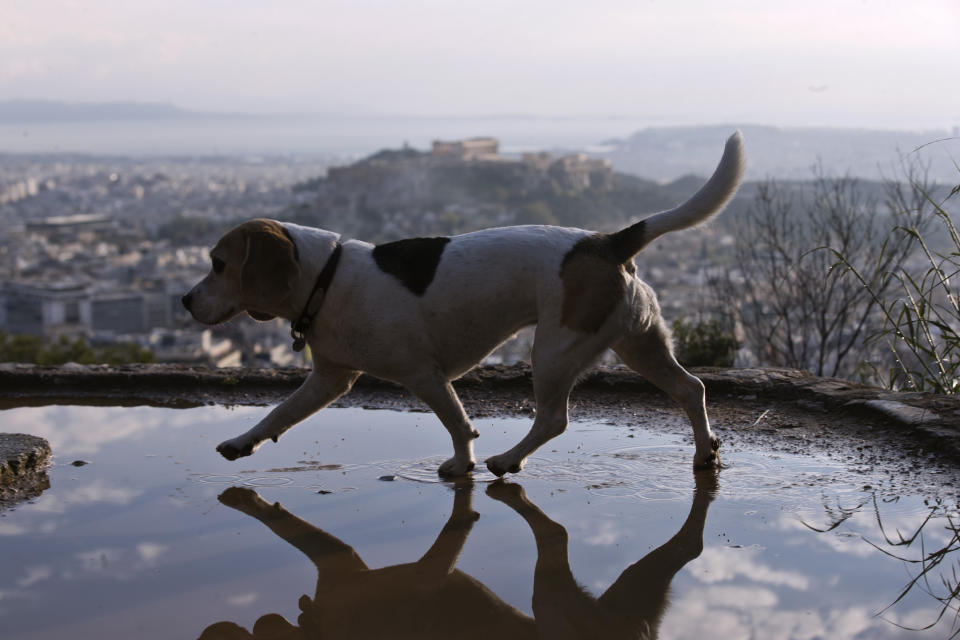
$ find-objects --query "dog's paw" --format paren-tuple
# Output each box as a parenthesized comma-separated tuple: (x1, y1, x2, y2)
(438, 457, 476, 478)
(693, 436, 722, 469)
(485, 454, 523, 478)
(216, 438, 255, 461)
(218, 486, 270, 514)
(485, 479, 527, 504)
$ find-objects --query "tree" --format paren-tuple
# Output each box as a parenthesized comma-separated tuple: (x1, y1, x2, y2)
(0, 332, 154, 365)
(725, 161, 932, 379)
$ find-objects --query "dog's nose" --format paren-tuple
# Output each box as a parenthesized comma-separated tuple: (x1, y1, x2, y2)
(181, 293, 193, 310)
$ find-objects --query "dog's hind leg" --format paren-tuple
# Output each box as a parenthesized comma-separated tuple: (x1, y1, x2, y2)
(404, 372, 479, 477)
(613, 322, 720, 468)
(486, 481, 605, 636)
(486, 327, 609, 477)
(217, 365, 360, 460)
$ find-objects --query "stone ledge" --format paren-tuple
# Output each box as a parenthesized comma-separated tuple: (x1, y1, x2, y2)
(2, 363, 958, 455)
(0, 433, 52, 509)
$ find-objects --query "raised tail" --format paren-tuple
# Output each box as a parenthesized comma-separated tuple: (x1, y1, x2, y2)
(607, 131, 745, 263)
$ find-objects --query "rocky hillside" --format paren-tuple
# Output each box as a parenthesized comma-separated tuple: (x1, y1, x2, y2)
(284, 145, 713, 242)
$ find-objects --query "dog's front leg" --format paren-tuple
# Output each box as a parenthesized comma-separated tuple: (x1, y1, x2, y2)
(404, 374, 479, 477)
(217, 367, 359, 460)
(218, 486, 369, 577)
(416, 483, 479, 584)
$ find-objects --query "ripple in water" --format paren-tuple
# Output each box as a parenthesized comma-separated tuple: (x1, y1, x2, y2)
(191, 440, 876, 505)
(391, 456, 503, 484)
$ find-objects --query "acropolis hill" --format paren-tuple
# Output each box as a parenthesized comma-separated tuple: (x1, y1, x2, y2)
(288, 136, 699, 242)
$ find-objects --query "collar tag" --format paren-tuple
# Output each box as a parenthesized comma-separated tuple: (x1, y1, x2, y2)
(290, 317, 309, 352)
(291, 335, 307, 353)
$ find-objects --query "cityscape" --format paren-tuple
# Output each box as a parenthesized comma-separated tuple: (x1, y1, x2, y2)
(0, 153, 333, 367)
(1, 123, 956, 375)
(0, 134, 743, 369)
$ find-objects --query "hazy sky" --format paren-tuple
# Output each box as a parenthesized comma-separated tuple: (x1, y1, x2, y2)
(3, 0, 959, 129)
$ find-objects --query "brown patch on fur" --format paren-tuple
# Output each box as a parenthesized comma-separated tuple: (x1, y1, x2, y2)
(217, 219, 301, 318)
(559, 234, 629, 333)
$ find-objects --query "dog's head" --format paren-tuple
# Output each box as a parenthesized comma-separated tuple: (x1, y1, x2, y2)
(182, 219, 301, 325)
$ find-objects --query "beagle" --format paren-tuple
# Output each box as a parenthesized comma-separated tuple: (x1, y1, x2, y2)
(182, 132, 744, 477)
(202, 474, 715, 638)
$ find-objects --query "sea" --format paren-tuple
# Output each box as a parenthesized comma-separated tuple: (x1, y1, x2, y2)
(0, 114, 650, 159)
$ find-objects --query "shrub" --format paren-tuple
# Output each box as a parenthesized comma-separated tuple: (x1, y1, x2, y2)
(671, 318, 739, 368)
(828, 180, 959, 393)
(0, 332, 154, 365)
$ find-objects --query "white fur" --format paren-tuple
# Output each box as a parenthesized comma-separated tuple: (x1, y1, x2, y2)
(184, 132, 745, 477)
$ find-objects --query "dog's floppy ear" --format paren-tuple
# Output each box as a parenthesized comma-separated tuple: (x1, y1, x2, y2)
(240, 220, 300, 318)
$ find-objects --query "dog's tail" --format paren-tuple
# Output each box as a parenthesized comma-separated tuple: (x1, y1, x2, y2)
(607, 131, 744, 263)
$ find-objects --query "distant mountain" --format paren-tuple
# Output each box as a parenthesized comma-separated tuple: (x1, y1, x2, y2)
(598, 124, 960, 183)
(0, 100, 236, 123)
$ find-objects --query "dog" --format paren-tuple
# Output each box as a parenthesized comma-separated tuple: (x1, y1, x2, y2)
(182, 132, 744, 477)
(201, 474, 716, 639)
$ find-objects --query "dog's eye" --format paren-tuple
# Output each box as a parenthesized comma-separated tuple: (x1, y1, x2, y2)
(211, 257, 226, 274)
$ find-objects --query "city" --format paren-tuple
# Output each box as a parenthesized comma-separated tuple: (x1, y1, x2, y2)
(0, 139, 731, 369)
(0, 153, 333, 367)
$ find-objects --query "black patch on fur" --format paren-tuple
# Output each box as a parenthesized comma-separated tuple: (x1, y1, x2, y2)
(373, 237, 451, 296)
(608, 219, 645, 264)
(560, 220, 645, 273)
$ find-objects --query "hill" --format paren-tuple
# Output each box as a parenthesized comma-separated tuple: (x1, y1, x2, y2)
(284, 143, 710, 241)
(599, 124, 960, 183)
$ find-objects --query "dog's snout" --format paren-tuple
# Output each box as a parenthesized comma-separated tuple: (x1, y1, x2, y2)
(181, 292, 193, 310)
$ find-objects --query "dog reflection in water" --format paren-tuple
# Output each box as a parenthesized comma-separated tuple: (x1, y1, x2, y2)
(200, 473, 717, 640)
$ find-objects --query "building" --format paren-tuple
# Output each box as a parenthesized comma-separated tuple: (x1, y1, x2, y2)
(0, 178, 39, 205)
(431, 137, 499, 161)
(0, 281, 90, 335)
(148, 328, 242, 367)
(24, 214, 113, 241)
(547, 154, 613, 191)
(89, 292, 148, 335)
(0, 280, 177, 338)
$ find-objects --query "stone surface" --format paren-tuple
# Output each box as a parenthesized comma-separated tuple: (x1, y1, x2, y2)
(0, 432, 52, 508)
(1, 362, 958, 462)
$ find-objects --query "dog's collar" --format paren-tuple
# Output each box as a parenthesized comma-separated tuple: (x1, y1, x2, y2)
(290, 241, 342, 353)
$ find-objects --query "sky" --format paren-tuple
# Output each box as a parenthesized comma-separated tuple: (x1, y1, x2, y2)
(2, 0, 960, 129)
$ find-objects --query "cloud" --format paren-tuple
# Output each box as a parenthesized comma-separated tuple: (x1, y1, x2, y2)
(689, 546, 810, 590)
(74, 540, 170, 578)
(1, 0, 957, 124)
(135, 542, 168, 566)
(1, 405, 260, 456)
(227, 593, 259, 607)
(662, 585, 903, 639)
(0, 521, 29, 536)
(17, 565, 53, 587)
(580, 519, 625, 546)
(21, 479, 143, 520)
(76, 547, 118, 573)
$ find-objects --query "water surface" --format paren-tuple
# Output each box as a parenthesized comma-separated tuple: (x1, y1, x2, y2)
(1, 404, 958, 639)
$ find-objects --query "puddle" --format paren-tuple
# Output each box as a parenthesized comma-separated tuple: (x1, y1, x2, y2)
(1, 404, 959, 639)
